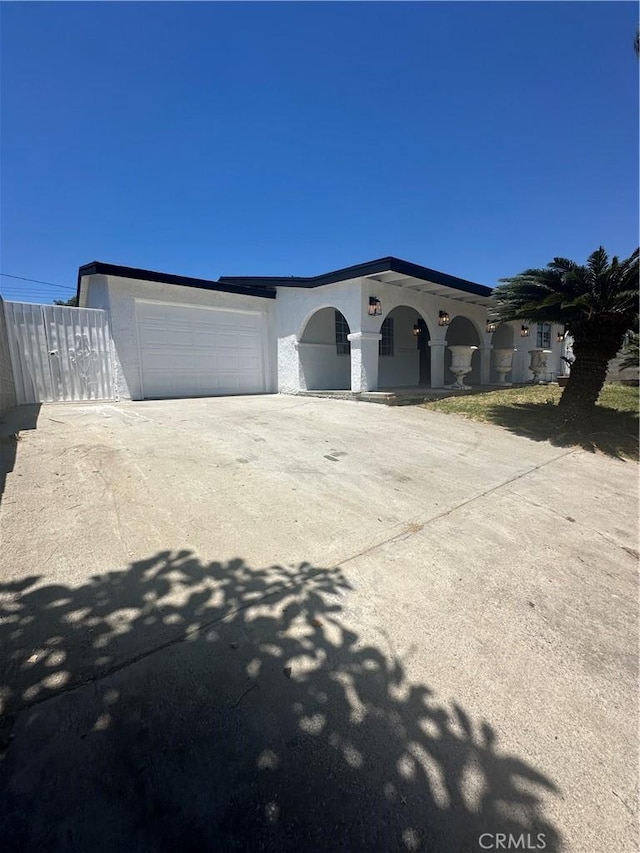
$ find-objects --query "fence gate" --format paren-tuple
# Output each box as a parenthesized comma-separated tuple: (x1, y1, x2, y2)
(4, 301, 115, 404)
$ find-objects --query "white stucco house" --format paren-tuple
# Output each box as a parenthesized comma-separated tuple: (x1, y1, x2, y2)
(77, 257, 566, 401)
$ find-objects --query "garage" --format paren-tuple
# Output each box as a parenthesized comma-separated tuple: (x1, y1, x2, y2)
(136, 300, 266, 399)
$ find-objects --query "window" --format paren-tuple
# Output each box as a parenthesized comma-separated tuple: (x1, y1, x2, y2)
(536, 322, 551, 348)
(379, 317, 394, 356)
(335, 310, 350, 355)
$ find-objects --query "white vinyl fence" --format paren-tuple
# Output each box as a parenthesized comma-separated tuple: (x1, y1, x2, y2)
(5, 301, 115, 404)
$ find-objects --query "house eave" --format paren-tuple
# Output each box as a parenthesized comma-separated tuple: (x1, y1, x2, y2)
(218, 256, 493, 303)
(76, 257, 493, 309)
(76, 261, 277, 305)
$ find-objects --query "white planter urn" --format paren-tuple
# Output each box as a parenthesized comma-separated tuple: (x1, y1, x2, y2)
(529, 349, 551, 383)
(447, 345, 477, 390)
(493, 348, 514, 385)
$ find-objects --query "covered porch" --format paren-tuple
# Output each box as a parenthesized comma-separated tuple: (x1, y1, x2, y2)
(287, 275, 498, 395)
(272, 257, 539, 396)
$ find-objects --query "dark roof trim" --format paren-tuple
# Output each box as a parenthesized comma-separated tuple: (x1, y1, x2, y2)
(219, 256, 492, 298)
(76, 256, 491, 304)
(77, 261, 277, 303)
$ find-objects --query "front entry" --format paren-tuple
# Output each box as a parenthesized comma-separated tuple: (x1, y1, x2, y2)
(417, 318, 430, 385)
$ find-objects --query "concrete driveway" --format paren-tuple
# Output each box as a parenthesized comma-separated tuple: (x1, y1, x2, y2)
(0, 395, 637, 852)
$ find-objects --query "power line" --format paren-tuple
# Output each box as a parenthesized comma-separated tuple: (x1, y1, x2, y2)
(0, 292, 70, 300)
(0, 273, 75, 291)
(0, 286, 71, 292)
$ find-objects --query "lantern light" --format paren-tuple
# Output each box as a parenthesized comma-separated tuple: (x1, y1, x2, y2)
(520, 324, 530, 338)
(438, 310, 450, 327)
(368, 297, 382, 316)
(486, 320, 498, 333)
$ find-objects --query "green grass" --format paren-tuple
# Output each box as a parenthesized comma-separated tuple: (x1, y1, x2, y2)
(423, 384, 639, 460)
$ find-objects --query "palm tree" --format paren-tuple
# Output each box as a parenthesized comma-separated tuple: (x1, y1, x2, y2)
(493, 247, 639, 418)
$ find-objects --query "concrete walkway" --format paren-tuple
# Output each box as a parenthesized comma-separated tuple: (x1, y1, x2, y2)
(0, 395, 637, 852)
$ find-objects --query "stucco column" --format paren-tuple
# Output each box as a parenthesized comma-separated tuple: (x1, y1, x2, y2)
(428, 340, 447, 388)
(278, 336, 301, 393)
(347, 331, 381, 392)
(479, 345, 493, 385)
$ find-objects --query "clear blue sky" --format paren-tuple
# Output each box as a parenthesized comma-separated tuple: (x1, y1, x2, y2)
(1, 1, 638, 303)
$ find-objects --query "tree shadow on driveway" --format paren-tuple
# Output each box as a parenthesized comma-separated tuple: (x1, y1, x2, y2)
(485, 402, 639, 461)
(0, 552, 562, 852)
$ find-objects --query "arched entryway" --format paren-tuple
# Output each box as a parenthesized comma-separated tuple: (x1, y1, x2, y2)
(298, 307, 351, 390)
(491, 324, 515, 383)
(445, 316, 482, 386)
(377, 306, 431, 389)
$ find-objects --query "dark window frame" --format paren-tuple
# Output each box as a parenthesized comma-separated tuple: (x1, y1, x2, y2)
(536, 322, 552, 348)
(379, 317, 394, 357)
(335, 310, 350, 355)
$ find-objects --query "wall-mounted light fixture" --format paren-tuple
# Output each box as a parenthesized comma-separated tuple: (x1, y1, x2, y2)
(438, 310, 450, 327)
(412, 322, 421, 336)
(486, 320, 498, 333)
(520, 324, 530, 338)
(556, 330, 565, 342)
(368, 297, 382, 316)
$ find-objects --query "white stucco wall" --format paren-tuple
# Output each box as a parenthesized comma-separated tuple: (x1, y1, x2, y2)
(378, 350, 418, 387)
(275, 279, 363, 393)
(78, 274, 129, 399)
(302, 307, 338, 343)
(298, 343, 351, 390)
(83, 275, 276, 400)
(297, 307, 350, 390)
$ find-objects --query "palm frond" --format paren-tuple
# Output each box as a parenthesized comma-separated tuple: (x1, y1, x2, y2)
(587, 246, 609, 282)
(547, 257, 579, 277)
(494, 247, 639, 326)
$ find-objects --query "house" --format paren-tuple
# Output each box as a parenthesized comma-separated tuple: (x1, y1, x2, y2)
(77, 257, 566, 401)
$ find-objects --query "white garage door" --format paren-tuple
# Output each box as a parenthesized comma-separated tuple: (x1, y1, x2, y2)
(136, 301, 266, 399)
